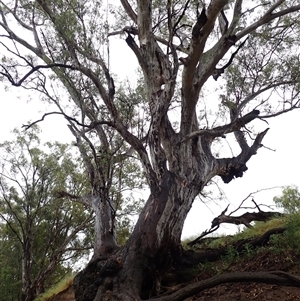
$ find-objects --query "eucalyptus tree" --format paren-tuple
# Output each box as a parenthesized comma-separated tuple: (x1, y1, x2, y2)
(0, 127, 93, 301)
(274, 185, 300, 214)
(0, 223, 22, 301)
(1, 0, 300, 300)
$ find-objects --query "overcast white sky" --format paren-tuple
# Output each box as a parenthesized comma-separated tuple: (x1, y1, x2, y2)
(1, 37, 299, 240)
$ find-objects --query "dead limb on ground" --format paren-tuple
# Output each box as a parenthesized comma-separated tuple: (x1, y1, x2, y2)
(188, 199, 284, 247)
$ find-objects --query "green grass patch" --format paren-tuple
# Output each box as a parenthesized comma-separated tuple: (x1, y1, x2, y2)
(34, 274, 74, 301)
(188, 215, 287, 250)
(185, 213, 300, 278)
(270, 212, 300, 251)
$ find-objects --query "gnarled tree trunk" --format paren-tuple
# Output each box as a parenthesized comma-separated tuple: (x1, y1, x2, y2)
(75, 174, 203, 300)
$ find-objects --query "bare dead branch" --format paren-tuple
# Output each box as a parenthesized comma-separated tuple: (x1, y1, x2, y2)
(229, 187, 281, 215)
(212, 36, 248, 81)
(188, 193, 284, 247)
(187, 225, 220, 246)
(211, 209, 284, 229)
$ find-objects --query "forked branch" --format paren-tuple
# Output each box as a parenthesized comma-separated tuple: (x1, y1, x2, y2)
(212, 37, 248, 81)
(182, 109, 261, 142)
(188, 197, 283, 246)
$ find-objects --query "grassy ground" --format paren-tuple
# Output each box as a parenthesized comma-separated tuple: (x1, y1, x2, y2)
(34, 275, 74, 301)
(37, 212, 300, 301)
(184, 212, 300, 300)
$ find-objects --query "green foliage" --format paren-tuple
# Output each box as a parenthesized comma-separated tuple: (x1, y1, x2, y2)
(241, 243, 254, 258)
(284, 213, 300, 247)
(189, 213, 300, 275)
(187, 210, 300, 275)
(192, 212, 300, 277)
(222, 11, 300, 120)
(224, 245, 239, 262)
(273, 185, 300, 214)
(0, 226, 22, 301)
(0, 126, 92, 301)
(270, 212, 300, 251)
(0, 125, 146, 299)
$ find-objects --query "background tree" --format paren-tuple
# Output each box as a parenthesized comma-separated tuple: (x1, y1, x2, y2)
(0, 222, 23, 301)
(274, 185, 300, 214)
(0, 126, 93, 301)
(1, 1, 300, 300)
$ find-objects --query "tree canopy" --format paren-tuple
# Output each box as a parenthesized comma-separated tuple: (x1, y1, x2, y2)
(0, 126, 92, 301)
(274, 185, 300, 214)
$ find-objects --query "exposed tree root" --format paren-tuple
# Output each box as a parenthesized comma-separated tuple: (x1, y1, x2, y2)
(183, 227, 287, 265)
(152, 271, 300, 301)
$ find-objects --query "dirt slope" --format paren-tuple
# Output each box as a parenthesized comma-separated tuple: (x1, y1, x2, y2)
(186, 250, 300, 301)
(49, 250, 300, 301)
(188, 283, 300, 301)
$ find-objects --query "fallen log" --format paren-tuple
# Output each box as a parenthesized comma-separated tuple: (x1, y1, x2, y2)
(188, 199, 284, 247)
